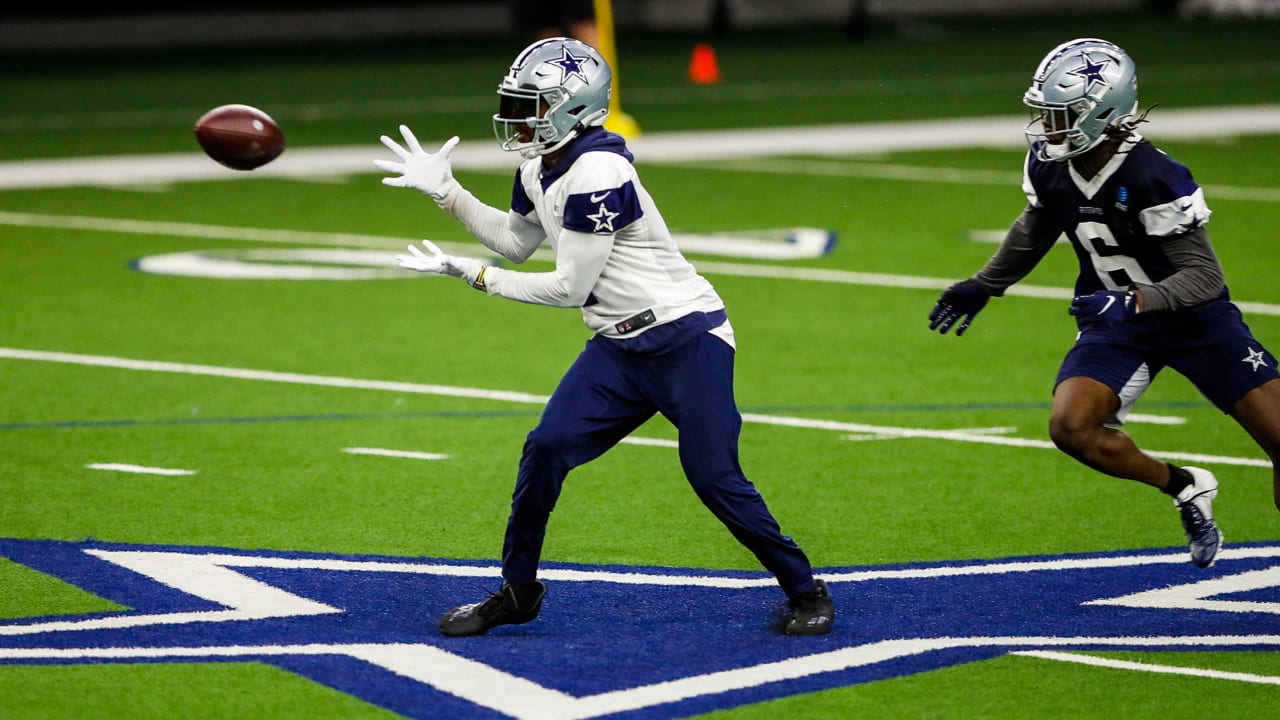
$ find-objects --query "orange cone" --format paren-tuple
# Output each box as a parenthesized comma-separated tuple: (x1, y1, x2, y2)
(688, 43, 722, 85)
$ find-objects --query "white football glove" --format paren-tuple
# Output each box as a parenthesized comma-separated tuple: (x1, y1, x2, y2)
(395, 240, 488, 290)
(375, 125, 459, 201)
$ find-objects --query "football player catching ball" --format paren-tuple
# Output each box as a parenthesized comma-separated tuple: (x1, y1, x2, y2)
(377, 38, 833, 637)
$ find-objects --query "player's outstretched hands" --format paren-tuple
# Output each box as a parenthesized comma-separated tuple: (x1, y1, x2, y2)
(375, 126, 459, 200)
(1069, 289, 1137, 329)
(395, 240, 485, 287)
(929, 279, 991, 336)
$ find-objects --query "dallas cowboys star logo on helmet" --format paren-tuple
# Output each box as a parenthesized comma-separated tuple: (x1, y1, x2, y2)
(549, 46, 591, 85)
(1067, 51, 1111, 88)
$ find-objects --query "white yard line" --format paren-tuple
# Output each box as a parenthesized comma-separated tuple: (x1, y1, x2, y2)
(695, 157, 1280, 204)
(341, 447, 450, 461)
(1125, 414, 1187, 425)
(2, 106, 1280, 190)
(3, 347, 1268, 470)
(1013, 649, 1280, 686)
(85, 463, 195, 476)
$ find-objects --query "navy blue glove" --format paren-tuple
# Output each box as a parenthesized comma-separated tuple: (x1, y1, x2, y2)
(1069, 290, 1138, 329)
(929, 279, 991, 336)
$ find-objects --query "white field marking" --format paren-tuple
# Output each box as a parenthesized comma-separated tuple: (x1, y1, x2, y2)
(1124, 413, 1188, 425)
(4, 547, 1280, 717)
(4, 106, 1280, 190)
(1086, 566, 1280, 615)
(969, 229, 1012, 244)
(40, 543, 1280, 599)
(0, 550, 339, 637)
(1, 346, 1269, 469)
(846, 425, 1016, 442)
(5, 544, 1275, 637)
(0, 211, 823, 263)
(5, 209, 1280, 317)
(1013, 650, 1280, 686)
(6, 549, 1280, 718)
(4, 636, 1280, 720)
(617, 436, 680, 449)
(85, 463, 195, 476)
(341, 447, 450, 461)
(0, 347, 550, 405)
(695, 157, 1280, 205)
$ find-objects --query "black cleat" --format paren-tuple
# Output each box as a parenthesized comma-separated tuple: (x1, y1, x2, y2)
(438, 581, 546, 637)
(784, 579, 834, 635)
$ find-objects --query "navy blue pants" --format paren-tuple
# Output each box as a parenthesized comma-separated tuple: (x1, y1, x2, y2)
(501, 314, 817, 599)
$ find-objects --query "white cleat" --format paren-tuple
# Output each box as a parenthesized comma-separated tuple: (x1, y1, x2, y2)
(1175, 467, 1223, 569)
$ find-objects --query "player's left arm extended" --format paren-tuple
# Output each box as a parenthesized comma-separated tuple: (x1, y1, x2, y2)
(479, 229, 613, 308)
(1131, 226, 1225, 312)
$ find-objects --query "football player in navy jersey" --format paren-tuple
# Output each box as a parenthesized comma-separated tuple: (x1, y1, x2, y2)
(929, 38, 1280, 569)
(376, 38, 833, 636)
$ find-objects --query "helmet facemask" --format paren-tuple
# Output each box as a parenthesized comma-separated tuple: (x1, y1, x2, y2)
(494, 86, 569, 159)
(492, 38, 612, 159)
(1023, 97, 1100, 161)
(1022, 39, 1139, 163)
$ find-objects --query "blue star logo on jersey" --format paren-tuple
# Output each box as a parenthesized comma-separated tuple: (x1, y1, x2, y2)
(549, 47, 591, 85)
(1068, 51, 1111, 88)
(3, 537, 1279, 719)
(1242, 347, 1269, 371)
(587, 202, 620, 232)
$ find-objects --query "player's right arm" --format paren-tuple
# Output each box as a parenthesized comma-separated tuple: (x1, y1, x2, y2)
(971, 206, 1060, 296)
(929, 153, 1061, 337)
(375, 125, 546, 263)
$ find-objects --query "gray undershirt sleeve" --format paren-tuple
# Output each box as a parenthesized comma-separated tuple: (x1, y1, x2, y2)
(1132, 226, 1225, 313)
(971, 206, 1060, 297)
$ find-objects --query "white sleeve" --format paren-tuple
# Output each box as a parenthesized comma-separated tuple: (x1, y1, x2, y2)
(436, 185, 545, 263)
(481, 228, 612, 308)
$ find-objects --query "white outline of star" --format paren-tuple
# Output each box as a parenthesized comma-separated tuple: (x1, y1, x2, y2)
(1242, 347, 1269, 372)
(586, 202, 619, 232)
(1067, 51, 1111, 88)
(549, 47, 590, 85)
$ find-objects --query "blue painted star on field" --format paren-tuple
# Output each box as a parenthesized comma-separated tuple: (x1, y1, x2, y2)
(2, 538, 1280, 720)
(1068, 51, 1111, 87)
(550, 47, 591, 84)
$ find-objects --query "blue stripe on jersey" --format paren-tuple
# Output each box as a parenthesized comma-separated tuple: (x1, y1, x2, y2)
(563, 180, 643, 234)
(511, 167, 534, 216)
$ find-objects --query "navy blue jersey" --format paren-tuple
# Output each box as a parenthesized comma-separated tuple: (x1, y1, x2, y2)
(1023, 136, 1212, 298)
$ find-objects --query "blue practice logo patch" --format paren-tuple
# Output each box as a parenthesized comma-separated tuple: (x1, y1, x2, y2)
(1117, 185, 1129, 203)
(3, 538, 1279, 718)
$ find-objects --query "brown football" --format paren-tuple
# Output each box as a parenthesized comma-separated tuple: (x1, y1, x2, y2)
(194, 104, 285, 171)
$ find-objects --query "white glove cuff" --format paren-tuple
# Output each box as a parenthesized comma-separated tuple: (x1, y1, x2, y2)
(429, 177, 461, 205)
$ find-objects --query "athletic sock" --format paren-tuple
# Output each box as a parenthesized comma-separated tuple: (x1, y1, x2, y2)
(1162, 463, 1193, 498)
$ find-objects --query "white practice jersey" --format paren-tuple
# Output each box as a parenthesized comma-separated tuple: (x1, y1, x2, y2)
(448, 128, 732, 345)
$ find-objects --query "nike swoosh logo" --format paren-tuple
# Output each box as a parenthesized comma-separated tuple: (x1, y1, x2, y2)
(589, 191, 611, 203)
(1098, 295, 1116, 315)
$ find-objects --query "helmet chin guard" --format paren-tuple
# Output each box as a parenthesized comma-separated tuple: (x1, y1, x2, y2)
(493, 38, 612, 158)
(1023, 38, 1139, 162)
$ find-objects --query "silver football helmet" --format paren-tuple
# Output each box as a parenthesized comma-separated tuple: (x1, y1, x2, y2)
(1023, 38, 1138, 162)
(493, 37, 612, 158)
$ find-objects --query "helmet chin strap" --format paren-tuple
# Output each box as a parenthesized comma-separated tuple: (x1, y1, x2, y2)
(1043, 141, 1076, 160)
(535, 128, 581, 157)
